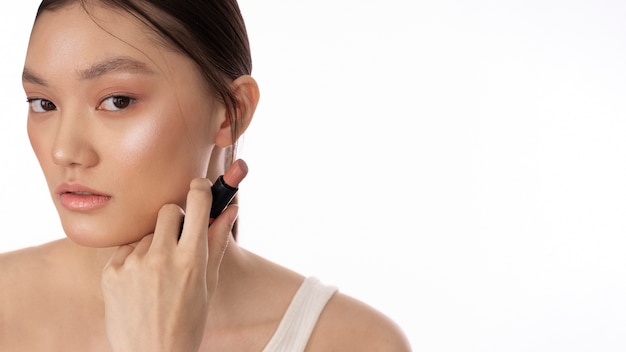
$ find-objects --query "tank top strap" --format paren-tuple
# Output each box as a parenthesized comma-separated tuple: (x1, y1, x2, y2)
(262, 277, 337, 352)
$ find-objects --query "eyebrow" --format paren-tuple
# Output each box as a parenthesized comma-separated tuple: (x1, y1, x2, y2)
(22, 69, 48, 86)
(22, 56, 157, 86)
(78, 56, 156, 80)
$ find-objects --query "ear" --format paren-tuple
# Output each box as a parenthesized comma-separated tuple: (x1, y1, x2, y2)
(214, 75, 260, 147)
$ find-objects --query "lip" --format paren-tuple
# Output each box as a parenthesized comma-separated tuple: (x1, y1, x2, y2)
(56, 183, 112, 212)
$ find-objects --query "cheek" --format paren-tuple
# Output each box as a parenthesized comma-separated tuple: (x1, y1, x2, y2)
(101, 114, 192, 243)
(27, 119, 54, 174)
(122, 97, 213, 151)
(115, 114, 165, 164)
(111, 108, 212, 187)
(109, 104, 191, 168)
(27, 120, 43, 158)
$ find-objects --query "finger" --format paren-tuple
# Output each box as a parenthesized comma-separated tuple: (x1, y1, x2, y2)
(207, 204, 238, 277)
(178, 178, 212, 252)
(101, 244, 135, 293)
(150, 203, 185, 252)
(132, 233, 154, 257)
(106, 244, 136, 268)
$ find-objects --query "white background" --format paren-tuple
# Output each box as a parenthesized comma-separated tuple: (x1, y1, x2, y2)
(2, 1, 626, 350)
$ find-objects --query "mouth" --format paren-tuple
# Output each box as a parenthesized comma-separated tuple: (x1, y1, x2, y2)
(57, 184, 112, 211)
(63, 191, 107, 196)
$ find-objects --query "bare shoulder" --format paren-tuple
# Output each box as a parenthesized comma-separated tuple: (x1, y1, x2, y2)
(0, 240, 67, 307)
(0, 239, 67, 274)
(308, 291, 412, 351)
(0, 240, 68, 337)
(0, 241, 55, 290)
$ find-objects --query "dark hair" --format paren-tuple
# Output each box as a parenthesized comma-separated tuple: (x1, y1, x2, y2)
(36, 0, 253, 238)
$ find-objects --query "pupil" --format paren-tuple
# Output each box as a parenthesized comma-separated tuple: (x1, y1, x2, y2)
(42, 100, 55, 110)
(113, 96, 130, 109)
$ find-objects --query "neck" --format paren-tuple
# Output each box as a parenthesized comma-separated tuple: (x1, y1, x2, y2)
(66, 232, 251, 296)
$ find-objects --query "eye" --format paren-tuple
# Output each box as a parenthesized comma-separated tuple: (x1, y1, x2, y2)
(26, 98, 56, 113)
(98, 95, 135, 111)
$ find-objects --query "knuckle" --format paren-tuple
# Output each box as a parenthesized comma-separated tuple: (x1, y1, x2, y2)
(145, 253, 169, 269)
(189, 177, 212, 192)
(101, 266, 118, 287)
(187, 187, 212, 205)
(158, 203, 183, 217)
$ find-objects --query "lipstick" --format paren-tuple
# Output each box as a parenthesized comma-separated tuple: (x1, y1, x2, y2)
(179, 159, 248, 238)
(209, 159, 248, 224)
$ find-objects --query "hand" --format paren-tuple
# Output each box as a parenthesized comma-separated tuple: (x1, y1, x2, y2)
(101, 178, 237, 352)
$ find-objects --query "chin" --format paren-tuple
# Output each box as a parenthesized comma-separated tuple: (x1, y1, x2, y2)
(61, 220, 147, 248)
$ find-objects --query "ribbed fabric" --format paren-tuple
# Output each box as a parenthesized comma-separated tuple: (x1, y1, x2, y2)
(262, 277, 337, 352)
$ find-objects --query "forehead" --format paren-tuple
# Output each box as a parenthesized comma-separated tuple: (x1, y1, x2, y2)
(25, 3, 175, 76)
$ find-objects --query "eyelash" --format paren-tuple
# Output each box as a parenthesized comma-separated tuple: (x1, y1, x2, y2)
(26, 98, 56, 113)
(25, 95, 137, 113)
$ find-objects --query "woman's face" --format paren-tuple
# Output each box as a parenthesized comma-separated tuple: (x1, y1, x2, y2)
(23, 3, 224, 247)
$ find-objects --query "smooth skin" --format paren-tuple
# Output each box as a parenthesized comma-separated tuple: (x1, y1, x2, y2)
(0, 3, 411, 351)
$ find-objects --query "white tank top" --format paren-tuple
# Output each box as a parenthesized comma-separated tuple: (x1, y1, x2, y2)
(262, 277, 337, 352)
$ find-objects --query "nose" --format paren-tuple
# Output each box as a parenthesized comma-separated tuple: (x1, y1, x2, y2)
(51, 110, 99, 168)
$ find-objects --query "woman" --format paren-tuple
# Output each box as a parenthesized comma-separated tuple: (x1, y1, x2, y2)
(0, 0, 411, 350)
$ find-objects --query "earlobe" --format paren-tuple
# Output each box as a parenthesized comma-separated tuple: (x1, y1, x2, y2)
(214, 75, 260, 147)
